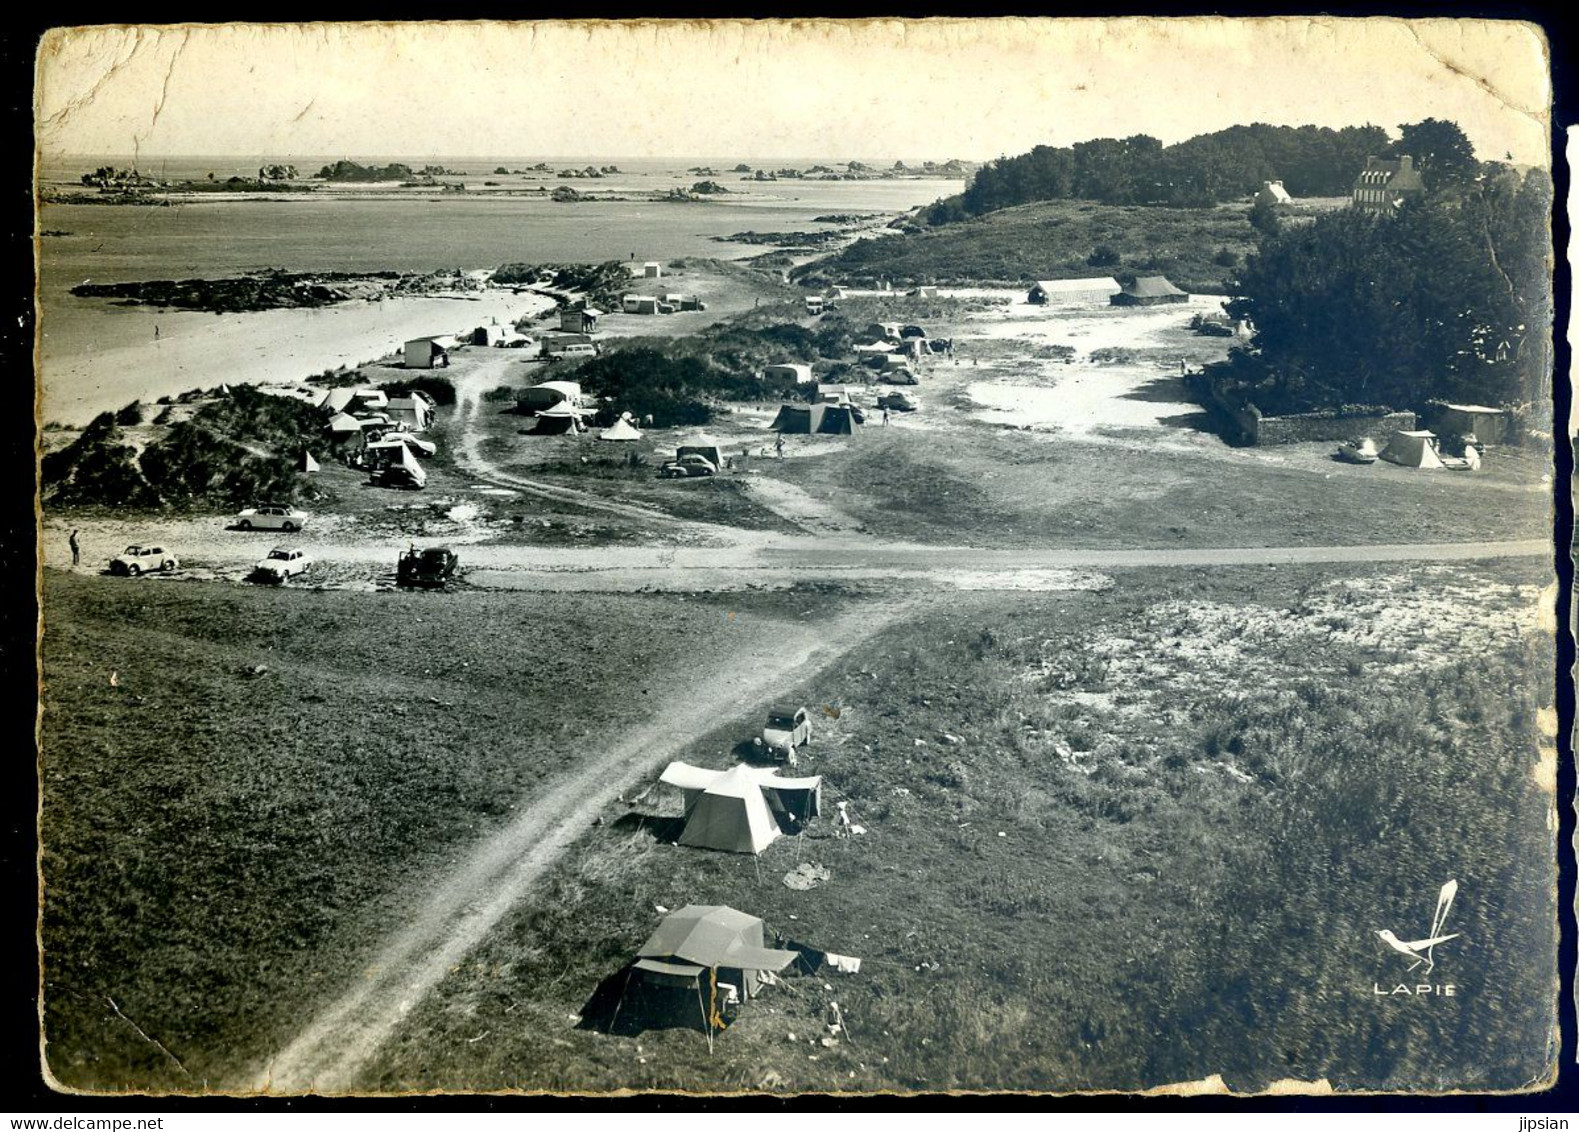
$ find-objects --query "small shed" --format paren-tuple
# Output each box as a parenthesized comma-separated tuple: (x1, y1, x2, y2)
(560, 307, 601, 334)
(1426, 402, 1508, 445)
(1111, 276, 1189, 307)
(764, 363, 815, 385)
(403, 336, 455, 369)
(1027, 278, 1122, 306)
(643, 262, 663, 278)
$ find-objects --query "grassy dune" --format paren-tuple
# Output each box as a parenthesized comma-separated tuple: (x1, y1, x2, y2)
(365, 561, 1555, 1093)
(794, 200, 1259, 294)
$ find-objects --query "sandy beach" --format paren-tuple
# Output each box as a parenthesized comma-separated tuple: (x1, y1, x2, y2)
(38, 289, 555, 424)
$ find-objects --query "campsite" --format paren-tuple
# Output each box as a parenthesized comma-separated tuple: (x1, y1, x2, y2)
(32, 18, 1559, 1104)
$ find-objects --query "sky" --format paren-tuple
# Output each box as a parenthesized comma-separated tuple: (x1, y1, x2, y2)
(34, 18, 1553, 166)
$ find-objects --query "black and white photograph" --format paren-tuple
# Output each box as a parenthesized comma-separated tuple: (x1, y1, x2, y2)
(31, 18, 1561, 1097)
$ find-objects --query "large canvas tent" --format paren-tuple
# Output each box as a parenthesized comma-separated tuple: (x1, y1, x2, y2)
(659, 762, 824, 854)
(610, 905, 797, 1046)
(770, 403, 857, 436)
(1028, 277, 1121, 306)
(1111, 276, 1188, 306)
(518, 381, 583, 415)
(1379, 429, 1446, 469)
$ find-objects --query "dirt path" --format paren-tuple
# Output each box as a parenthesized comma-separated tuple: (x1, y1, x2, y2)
(255, 598, 906, 1095)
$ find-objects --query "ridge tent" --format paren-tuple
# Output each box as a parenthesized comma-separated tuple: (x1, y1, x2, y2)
(1111, 276, 1188, 306)
(300, 452, 320, 473)
(600, 417, 643, 442)
(532, 402, 584, 435)
(770, 403, 857, 435)
(1379, 429, 1446, 469)
(659, 761, 824, 854)
(325, 412, 362, 438)
(319, 388, 358, 415)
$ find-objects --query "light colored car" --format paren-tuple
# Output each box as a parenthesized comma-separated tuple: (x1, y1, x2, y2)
(235, 504, 310, 532)
(757, 704, 812, 766)
(109, 545, 179, 576)
(251, 547, 314, 583)
(658, 454, 717, 479)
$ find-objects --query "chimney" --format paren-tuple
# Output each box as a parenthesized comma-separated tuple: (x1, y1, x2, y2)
(1398, 155, 1413, 171)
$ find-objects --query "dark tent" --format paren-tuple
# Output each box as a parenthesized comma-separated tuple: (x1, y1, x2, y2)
(770, 403, 857, 436)
(1111, 276, 1189, 306)
(606, 905, 797, 1049)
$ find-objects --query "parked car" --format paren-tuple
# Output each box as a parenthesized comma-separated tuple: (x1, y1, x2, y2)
(250, 547, 313, 583)
(235, 504, 310, 532)
(397, 545, 459, 589)
(757, 704, 812, 767)
(109, 545, 179, 576)
(658, 453, 718, 479)
(878, 391, 919, 412)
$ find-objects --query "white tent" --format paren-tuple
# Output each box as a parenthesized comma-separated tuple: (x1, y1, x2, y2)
(301, 452, 320, 473)
(1379, 429, 1445, 469)
(600, 417, 643, 442)
(659, 762, 823, 855)
(1256, 180, 1293, 206)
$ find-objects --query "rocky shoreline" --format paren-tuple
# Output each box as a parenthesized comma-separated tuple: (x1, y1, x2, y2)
(70, 270, 483, 314)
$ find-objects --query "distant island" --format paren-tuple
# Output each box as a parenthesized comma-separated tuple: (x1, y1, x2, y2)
(314, 160, 417, 182)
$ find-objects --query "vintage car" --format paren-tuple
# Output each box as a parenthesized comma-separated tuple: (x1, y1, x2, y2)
(250, 547, 314, 583)
(397, 546, 459, 589)
(658, 453, 718, 479)
(109, 545, 179, 576)
(757, 704, 813, 767)
(235, 504, 310, 531)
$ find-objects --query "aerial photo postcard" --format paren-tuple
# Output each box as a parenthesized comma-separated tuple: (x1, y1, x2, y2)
(32, 18, 1560, 1097)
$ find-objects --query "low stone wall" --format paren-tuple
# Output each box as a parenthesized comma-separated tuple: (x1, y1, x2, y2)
(1256, 409, 1417, 445)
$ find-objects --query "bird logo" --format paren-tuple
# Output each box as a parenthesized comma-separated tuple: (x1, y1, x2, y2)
(1376, 880, 1459, 975)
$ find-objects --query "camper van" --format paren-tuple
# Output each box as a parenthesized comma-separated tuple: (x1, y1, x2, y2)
(547, 343, 597, 361)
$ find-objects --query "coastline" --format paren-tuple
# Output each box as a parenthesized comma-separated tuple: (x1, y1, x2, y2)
(39, 290, 555, 426)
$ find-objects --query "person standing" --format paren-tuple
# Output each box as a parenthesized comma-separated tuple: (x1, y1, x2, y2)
(882, 408, 890, 426)
(774, 433, 785, 459)
(68, 529, 80, 567)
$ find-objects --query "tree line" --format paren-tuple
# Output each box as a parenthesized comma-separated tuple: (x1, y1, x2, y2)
(1224, 155, 1551, 416)
(922, 123, 1395, 220)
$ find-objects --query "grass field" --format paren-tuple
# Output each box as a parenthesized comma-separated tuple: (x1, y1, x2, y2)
(361, 560, 1555, 1094)
(755, 424, 1551, 550)
(38, 574, 844, 1091)
(794, 200, 1260, 295)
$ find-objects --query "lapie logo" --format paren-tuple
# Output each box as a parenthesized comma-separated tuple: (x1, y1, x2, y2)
(1373, 879, 1459, 997)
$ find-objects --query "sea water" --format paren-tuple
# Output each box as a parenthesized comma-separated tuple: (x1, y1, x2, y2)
(37, 157, 963, 421)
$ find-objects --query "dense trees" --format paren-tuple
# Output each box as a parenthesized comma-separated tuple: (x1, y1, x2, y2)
(1225, 163, 1552, 414)
(922, 123, 1391, 221)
